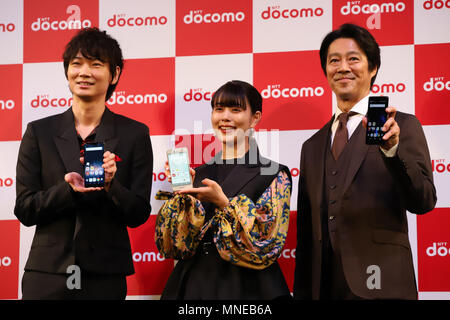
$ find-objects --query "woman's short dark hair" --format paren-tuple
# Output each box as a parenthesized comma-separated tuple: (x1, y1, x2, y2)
(63, 27, 124, 101)
(211, 80, 262, 115)
(319, 23, 381, 88)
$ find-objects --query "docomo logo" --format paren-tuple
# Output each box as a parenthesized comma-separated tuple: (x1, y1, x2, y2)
(31, 95, 72, 108)
(371, 82, 406, 94)
(107, 14, 167, 27)
(31, 5, 92, 32)
(183, 88, 214, 102)
(183, 10, 245, 25)
(133, 251, 165, 262)
(426, 242, 450, 257)
(0, 22, 15, 32)
(107, 91, 168, 105)
(0, 99, 15, 110)
(432, 159, 450, 173)
(423, 77, 450, 92)
(423, 0, 450, 10)
(261, 84, 324, 99)
(31, 18, 91, 31)
(0, 256, 12, 267)
(281, 248, 296, 259)
(290, 167, 300, 178)
(261, 6, 324, 20)
(0, 177, 14, 187)
(340, 1, 406, 15)
(153, 171, 167, 182)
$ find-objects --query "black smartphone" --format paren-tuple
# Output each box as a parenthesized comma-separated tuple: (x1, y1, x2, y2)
(366, 96, 389, 145)
(83, 142, 105, 188)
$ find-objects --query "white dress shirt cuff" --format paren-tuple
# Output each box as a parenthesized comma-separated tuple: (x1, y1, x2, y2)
(380, 143, 399, 157)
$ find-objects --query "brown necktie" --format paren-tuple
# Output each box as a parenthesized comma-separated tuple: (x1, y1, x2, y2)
(332, 112, 354, 160)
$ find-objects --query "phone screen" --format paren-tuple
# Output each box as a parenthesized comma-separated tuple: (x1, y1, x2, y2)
(84, 143, 105, 188)
(167, 149, 192, 189)
(366, 96, 388, 145)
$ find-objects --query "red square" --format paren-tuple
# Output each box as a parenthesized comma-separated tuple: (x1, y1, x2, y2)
(254, 51, 332, 131)
(332, 0, 414, 46)
(126, 215, 174, 296)
(0, 220, 20, 299)
(107, 58, 175, 136)
(278, 211, 297, 293)
(23, 0, 99, 63)
(417, 208, 450, 291)
(175, 134, 221, 168)
(414, 43, 450, 126)
(176, 0, 252, 56)
(0, 64, 22, 141)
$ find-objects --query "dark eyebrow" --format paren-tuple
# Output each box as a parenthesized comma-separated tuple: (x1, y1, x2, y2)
(328, 51, 362, 58)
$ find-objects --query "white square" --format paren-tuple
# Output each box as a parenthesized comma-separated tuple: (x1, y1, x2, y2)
(149, 134, 174, 215)
(253, 0, 332, 53)
(255, 129, 317, 211)
(175, 53, 253, 135)
(414, 0, 450, 45)
(99, 0, 175, 59)
(22, 62, 72, 135)
(0, 0, 23, 65)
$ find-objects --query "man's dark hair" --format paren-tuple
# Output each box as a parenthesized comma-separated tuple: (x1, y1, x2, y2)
(211, 80, 262, 115)
(319, 23, 381, 88)
(63, 27, 124, 101)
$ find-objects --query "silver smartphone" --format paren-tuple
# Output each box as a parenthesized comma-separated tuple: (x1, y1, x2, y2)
(166, 147, 193, 191)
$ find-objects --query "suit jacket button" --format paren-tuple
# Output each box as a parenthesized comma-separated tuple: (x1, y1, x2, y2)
(329, 215, 335, 220)
(331, 170, 338, 175)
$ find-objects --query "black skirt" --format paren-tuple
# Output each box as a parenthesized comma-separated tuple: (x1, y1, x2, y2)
(160, 241, 291, 300)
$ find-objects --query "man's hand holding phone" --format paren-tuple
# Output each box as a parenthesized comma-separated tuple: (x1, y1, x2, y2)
(363, 96, 400, 152)
(363, 106, 400, 152)
(65, 150, 117, 193)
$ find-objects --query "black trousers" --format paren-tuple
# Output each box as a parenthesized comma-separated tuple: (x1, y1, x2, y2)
(320, 234, 362, 300)
(22, 270, 127, 300)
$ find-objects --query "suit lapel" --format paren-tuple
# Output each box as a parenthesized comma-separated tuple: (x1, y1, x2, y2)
(54, 109, 83, 175)
(95, 107, 118, 153)
(53, 107, 119, 174)
(201, 148, 264, 198)
(310, 119, 332, 210)
(221, 165, 261, 198)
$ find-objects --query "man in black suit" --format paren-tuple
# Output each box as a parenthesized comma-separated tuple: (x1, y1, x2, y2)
(15, 28, 153, 299)
(293, 24, 436, 300)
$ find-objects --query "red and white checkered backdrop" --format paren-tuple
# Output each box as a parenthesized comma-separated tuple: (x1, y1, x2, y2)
(0, 0, 449, 300)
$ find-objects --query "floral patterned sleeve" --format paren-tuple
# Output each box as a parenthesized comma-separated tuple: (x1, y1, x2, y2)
(211, 170, 291, 270)
(154, 170, 291, 270)
(154, 192, 206, 260)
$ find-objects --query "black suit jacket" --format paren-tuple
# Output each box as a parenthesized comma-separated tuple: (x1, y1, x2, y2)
(294, 111, 436, 299)
(14, 107, 153, 275)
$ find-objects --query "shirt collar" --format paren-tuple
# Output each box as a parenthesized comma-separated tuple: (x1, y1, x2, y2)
(334, 94, 371, 122)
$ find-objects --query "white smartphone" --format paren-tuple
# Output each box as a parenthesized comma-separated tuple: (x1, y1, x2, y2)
(166, 147, 193, 191)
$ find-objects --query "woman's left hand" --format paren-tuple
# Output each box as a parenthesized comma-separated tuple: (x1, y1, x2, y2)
(177, 178, 229, 209)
